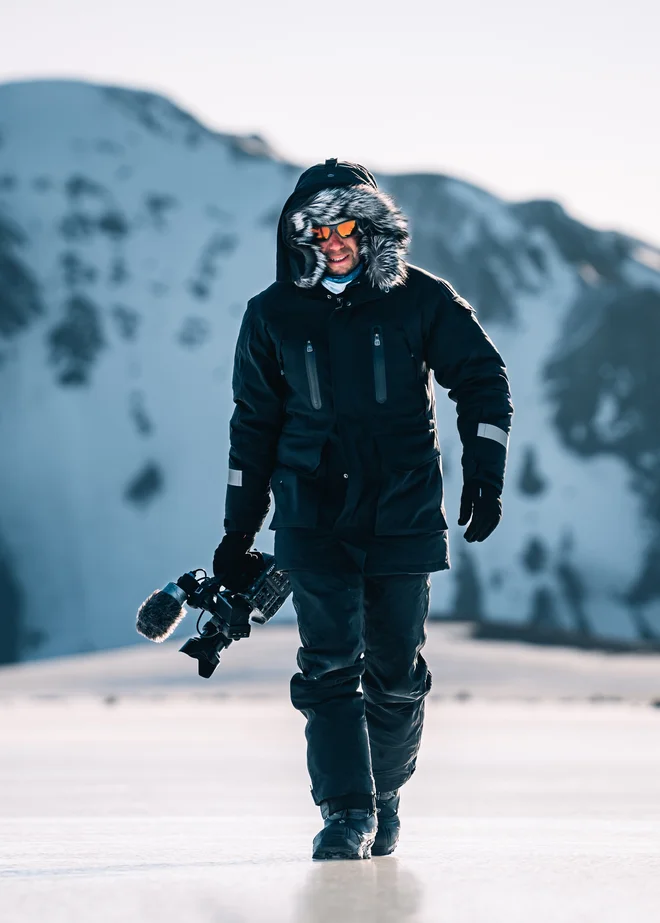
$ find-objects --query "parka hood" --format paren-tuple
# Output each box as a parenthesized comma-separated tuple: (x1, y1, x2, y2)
(276, 158, 410, 293)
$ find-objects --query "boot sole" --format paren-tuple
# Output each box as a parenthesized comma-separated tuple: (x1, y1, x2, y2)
(313, 849, 371, 860)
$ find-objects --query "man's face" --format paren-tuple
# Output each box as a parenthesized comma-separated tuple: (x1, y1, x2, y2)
(318, 223, 361, 275)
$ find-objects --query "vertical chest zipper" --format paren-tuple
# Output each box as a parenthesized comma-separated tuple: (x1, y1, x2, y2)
(305, 340, 322, 410)
(372, 326, 387, 403)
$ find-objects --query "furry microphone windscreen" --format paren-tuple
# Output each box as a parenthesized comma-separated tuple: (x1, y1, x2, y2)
(136, 588, 187, 642)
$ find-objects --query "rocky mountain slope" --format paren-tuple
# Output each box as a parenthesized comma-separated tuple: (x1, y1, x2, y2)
(1, 78, 660, 662)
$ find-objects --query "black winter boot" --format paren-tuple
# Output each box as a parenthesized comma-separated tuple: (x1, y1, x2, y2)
(372, 790, 401, 856)
(312, 794, 377, 860)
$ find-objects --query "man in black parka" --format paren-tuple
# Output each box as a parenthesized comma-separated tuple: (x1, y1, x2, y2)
(213, 159, 513, 860)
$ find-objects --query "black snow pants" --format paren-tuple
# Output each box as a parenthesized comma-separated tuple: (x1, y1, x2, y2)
(288, 567, 433, 804)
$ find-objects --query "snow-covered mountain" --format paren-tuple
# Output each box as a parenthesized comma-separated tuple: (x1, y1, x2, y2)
(1, 78, 660, 663)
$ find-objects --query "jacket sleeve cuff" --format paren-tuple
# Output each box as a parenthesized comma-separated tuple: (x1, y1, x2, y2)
(461, 422, 510, 494)
(224, 470, 272, 536)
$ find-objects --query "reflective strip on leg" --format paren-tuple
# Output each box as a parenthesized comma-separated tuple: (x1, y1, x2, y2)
(477, 423, 509, 448)
(228, 468, 243, 487)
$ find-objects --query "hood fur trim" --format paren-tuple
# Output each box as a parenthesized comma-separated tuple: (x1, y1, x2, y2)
(283, 184, 410, 292)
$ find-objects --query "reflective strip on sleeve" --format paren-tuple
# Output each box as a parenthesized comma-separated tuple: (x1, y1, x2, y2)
(477, 423, 509, 448)
(228, 468, 243, 487)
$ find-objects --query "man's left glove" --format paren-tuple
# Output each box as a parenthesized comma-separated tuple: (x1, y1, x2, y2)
(212, 531, 262, 592)
(458, 480, 502, 543)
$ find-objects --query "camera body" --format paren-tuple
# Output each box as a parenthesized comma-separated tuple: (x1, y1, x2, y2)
(178, 553, 291, 677)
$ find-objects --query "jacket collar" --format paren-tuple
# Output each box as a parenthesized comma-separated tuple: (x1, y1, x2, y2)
(295, 269, 390, 307)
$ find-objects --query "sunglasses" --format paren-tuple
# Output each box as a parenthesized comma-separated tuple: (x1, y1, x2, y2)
(310, 219, 359, 241)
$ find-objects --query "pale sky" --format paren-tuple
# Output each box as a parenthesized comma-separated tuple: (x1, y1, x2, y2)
(3, 0, 659, 245)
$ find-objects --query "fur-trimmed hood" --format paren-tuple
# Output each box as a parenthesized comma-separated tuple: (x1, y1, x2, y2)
(276, 159, 410, 293)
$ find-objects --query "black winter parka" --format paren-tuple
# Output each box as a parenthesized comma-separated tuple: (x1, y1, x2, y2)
(224, 160, 513, 573)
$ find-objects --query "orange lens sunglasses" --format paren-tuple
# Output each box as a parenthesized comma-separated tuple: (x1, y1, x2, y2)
(310, 219, 358, 241)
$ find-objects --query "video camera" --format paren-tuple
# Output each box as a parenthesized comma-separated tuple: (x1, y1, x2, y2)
(136, 552, 291, 678)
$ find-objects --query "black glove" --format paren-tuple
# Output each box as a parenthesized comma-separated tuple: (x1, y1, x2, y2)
(458, 479, 502, 543)
(212, 531, 261, 592)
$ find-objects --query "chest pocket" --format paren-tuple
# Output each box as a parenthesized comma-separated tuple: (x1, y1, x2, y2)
(305, 340, 323, 410)
(369, 321, 424, 408)
(278, 335, 326, 413)
(372, 326, 387, 403)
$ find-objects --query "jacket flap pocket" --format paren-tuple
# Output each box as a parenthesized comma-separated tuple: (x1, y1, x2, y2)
(375, 429, 440, 471)
(276, 434, 326, 475)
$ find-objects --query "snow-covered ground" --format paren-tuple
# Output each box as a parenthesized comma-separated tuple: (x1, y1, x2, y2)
(2, 624, 660, 921)
(2, 621, 660, 700)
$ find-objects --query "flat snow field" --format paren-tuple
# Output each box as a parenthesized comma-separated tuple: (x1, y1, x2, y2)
(1, 624, 660, 923)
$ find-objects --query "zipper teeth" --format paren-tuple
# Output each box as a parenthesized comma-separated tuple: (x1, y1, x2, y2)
(305, 340, 322, 410)
(372, 326, 387, 404)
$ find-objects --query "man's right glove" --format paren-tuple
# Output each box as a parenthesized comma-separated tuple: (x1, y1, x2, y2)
(212, 531, 262, 592)
(458, 479, 502, 543)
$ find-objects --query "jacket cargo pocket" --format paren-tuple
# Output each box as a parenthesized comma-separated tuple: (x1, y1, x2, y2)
(268, 439, 325, 530)
(374, 431, 448, 535)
